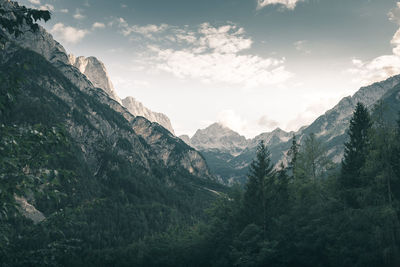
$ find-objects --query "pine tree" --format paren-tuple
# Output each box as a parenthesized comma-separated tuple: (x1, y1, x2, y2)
(287, 134, 299, 176)
(243, 140, 275, 237)
(340, 102, 371, 207)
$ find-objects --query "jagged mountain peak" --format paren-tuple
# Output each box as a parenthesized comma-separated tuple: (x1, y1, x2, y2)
(68, 54, 121, 104)
(7, 14, 209, 180)
(67, 55, 176, 135)
(190, 122, 248, 156)
(122, 97, 175, 135)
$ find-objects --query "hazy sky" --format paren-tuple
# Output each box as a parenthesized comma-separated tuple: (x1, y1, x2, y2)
(19, 0, 400, 137)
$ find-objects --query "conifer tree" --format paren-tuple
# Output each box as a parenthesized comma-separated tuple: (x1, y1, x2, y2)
(287, 134, 299, 175)
(243, 140, 275, 237)
(340, 102, 371, 207)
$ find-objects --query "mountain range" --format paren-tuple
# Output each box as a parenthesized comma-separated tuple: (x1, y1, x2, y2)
(68, 54, 175, 134)
(183, 75, 400, 185)
(1, 0, 223, 233)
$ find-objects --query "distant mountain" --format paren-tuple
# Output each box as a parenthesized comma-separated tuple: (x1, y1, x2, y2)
(186, 75, 400, 185)
(67, 54, 175, 134)
(190, 123, 249, 156)
(122, 96, 175, 134)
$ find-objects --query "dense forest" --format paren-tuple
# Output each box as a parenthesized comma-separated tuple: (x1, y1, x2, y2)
(93, 102, 400, 267)
(2, 2, 400, 267)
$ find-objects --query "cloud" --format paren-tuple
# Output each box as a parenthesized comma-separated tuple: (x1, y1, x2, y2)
(28, 0, 40, 5)
(197, 23, 252, 54)
(50, 23, 89, 44)
(152, 47, 291, 87)
(388, 2, 400, 24)
(92, 22, 106, 30)
(117, 18, 168, 38)
(294, 40, 311, 54)
(73, 9, 85, 20)
(257, 0, 303, 10)
(39, 4, 54, 11)
(59, 9, 69, 13)
(217, 110, 280, 137)
(348, 26, 400, 86)
(258, 115, 279, 129)
(145, 23, 291, 87)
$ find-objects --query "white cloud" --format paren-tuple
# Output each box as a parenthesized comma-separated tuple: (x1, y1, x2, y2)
(349, 26, 400, 86)
(73, 9, 85, 20)
(152, 47, 291, 87)
(39, 4, 54, 11)
(118, 18, 168, 38)
(294, 40, 311, 54)
(217, 110, 280, 137)
(28, 0, 40, 5)
(59, 9, 69, 13)
(388, 2, 400, 24)
(197, 23, 252, 54)
(50, 23, 89, 44)
(144, 23, 291, 87)
(257, 0, 302, 10)
(92, 22, 106, 30)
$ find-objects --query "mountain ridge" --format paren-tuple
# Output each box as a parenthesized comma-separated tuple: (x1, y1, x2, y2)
(186, 74, 400, 185)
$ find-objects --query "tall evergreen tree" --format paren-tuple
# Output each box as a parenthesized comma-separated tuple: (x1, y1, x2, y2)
(287, 134, 299, 176)
(243, 140, 275, 237)
(340, 102, 371, 207)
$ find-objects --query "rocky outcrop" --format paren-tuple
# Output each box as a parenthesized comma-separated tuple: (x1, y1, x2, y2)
(190, 123, 248, 156)
(68, 55, 121, 104)
(2, 1, 210, 180)
(122, 97, 175, 135)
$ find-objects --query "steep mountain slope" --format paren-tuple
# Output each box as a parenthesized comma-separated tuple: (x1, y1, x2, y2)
(122, 96, 175, 134)
(68, 54, 121, 103)
(10, 13, 202, 177)
(0, 1, 224, 264)
(0, 45, 225, 264)
(67, 53, 176, 134)
(188, 75, 400, 185)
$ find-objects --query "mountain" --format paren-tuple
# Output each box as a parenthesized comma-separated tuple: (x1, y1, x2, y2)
(187, 75, 400, 185)
(68, 54, 175, 134)
(190, 123, 249, 155)
(68, 54, 121, 103)
(1, 1, 224, 264)
(122, 96, 175, 134)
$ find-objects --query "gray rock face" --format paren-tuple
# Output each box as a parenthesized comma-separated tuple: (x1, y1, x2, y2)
(5, 9, 210, 180)
(68, 55, 121, 104)
(179, 135, 191, 145)
(66, 54, 175, 135)
(122, 97, 175, 135)
(190, 123, 249, 156)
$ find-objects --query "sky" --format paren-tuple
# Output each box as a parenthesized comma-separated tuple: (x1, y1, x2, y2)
(18, 0, 400, 138)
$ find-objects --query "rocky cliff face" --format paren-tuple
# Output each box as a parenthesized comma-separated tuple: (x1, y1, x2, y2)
(68, 54, 121, 104)
(122, 97, 175, 135)
(190, 123, 249, 156)
(2, 1, 210, 180)
(67, 54, 175, 134)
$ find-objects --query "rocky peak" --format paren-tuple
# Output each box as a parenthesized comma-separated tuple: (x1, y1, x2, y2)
(251, 127, 292, 148)
(4, 9, 207, 179)
(122, 97, 175, 135)
(190, 123, 248, 156)
(179, 135, 191, 145)
(68, 54, 121, 104)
